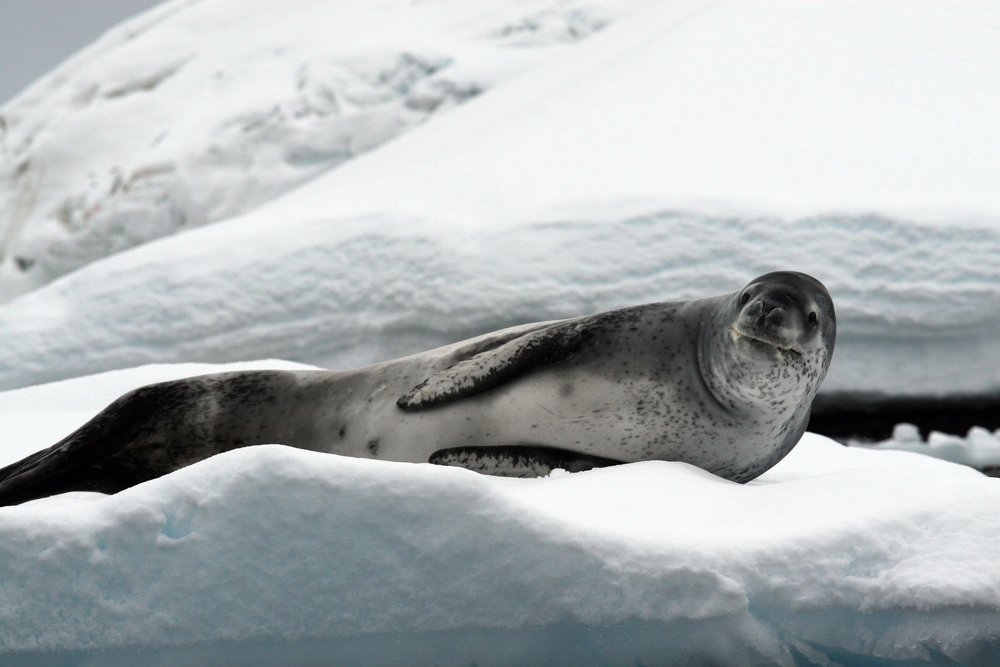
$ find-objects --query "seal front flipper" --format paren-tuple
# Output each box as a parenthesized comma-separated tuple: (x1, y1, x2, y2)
(429, 445, 622, 477)
(397, 320, 592, 410)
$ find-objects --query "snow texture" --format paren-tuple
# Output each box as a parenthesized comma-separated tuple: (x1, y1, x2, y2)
(1, 363, 999, 665)
(0, 0, 653, 300)
(0, 0, 998, 398)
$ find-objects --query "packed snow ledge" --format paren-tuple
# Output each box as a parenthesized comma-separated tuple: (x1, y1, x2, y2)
(1, 363, 999, 666)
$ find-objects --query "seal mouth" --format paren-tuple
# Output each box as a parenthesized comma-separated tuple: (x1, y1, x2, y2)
(730, 327, 803, 357)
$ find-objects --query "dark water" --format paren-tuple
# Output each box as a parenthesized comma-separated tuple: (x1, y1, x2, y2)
(5, 616, 999, 667)
(808, 392, 1000, 443)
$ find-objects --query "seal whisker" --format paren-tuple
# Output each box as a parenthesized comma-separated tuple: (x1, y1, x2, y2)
(730, 326, 803, 356)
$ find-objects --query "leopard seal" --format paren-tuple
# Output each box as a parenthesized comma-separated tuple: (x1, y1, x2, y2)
(0, 271, 835, 506)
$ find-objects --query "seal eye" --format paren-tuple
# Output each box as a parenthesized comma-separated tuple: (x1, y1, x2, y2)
(740, 292, 750, 306)
(807, 311, 818, 327)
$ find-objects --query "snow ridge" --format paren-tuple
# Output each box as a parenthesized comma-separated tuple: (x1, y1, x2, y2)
(0, 209, 998, 395)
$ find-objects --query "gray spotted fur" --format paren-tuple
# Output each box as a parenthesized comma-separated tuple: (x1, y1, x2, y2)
(0, 271, 835, 505)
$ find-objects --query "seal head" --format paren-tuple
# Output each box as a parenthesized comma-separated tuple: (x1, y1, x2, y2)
(701, 271, 836, 413)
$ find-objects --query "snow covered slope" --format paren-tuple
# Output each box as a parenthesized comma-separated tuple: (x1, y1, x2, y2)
(259, 0, 1000, 227)
(0, 363, 998, 665)
(0, 0, 654, 301)
(0, 1, 997, 396)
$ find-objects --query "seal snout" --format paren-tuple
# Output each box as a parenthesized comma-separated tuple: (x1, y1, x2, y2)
(734, 292, 805, 356)
(765, 306, 785, 326)
(748, 297, 786, 327)
(745, 295, 792, 332)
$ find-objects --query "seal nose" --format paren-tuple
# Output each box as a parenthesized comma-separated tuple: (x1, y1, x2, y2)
(748, 297, 784, 326)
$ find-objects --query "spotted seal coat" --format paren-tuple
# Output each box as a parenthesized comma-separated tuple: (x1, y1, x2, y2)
(0, 271, 835, 506)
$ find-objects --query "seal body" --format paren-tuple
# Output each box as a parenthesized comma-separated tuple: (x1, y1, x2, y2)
(0, 272, 835, 505)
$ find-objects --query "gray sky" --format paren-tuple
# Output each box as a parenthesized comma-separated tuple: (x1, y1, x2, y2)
(0, 0, 163, 105)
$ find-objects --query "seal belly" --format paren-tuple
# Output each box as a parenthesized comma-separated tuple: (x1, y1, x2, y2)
(470, 365, 658, 462)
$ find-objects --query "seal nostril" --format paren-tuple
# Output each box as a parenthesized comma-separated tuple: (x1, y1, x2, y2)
(767, 308, 785, 326)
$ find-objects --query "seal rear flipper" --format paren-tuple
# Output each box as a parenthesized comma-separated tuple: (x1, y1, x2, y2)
(397, 320, 592, 411)
(0, 415, 130, 506)
(0, 457, 148, 507)
(429, 445, 621, 477)
(0, 386, 163, 506)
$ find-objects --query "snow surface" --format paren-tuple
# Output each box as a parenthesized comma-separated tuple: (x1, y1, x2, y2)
(1, 362, 999, 665)
(859, 423, 1000, 472)
(0, 0, 998, 397)
(0, 0, 655, 300)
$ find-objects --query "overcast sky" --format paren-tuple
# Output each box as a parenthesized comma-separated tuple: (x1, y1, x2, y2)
(0, 0, 163, 105)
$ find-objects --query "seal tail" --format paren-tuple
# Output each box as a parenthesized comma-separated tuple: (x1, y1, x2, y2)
(0, 391, 151, 507)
